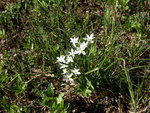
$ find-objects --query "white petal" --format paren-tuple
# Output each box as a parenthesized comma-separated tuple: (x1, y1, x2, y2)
(62, 69, 67, 74)
(66, 58, 73, 64)
(57, 55, 66, 63)
(59, 64, 68, 69)
(70, 37, 79, 47)
(72, 68, 81, 75)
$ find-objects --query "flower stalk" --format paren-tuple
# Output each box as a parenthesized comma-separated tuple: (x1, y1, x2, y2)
(56, 34, 95, 82)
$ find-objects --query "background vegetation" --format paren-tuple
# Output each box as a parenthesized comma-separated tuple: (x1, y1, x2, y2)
(0, 0, 149, 112)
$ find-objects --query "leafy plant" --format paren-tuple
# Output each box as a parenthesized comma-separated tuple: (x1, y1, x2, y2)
(40, 83, 69, 113)
(0, 0, 149, 112)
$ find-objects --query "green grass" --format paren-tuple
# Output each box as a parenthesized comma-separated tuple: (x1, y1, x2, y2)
(0, 0, 149, 112)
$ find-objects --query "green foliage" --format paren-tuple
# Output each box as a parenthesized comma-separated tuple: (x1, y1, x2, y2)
(0, 0, 149, 112)
(40, 84, 69, 113)
(0, 29, 5, 38)
(77, 77, 94, 97)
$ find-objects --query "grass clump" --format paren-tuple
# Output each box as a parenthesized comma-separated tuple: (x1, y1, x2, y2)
(0, 0, 149, 112)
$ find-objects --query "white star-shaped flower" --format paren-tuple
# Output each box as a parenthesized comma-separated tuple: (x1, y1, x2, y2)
(63, 77, 74, 82)
(59, 63, 68, 69)
(68, 49, 76, 58)
(62, 68, 67, 74)
(66, 56, 73, 64)
(56, 55, 66, 63)
(64, 73, 73, 78)
(70, 37, 79, 47)
(71, 68, 81, 75)
(79, 41, 88, 50)
(84, 33, 95, 43)
(63, 73, 73, 82)
(75, 47, 86, 55)
(75, 42, 88, 55)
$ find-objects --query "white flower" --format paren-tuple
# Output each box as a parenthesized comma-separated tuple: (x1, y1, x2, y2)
(75, 47, 86, 55)
(79, 41, 88, 50)
(71, 68, 81, 75)
(56, 33, 96, 83)
(75, 41, 88, 55)
(57, 55, 66, 63)
(63, 73, 73, 82)
(62, 68, 67, 74)
(64, 73, 73, 78)
(68, 49, 76, 58)
(59, 63, 68, 69)
(84, 33, 95, 43)
(63, 77, 74, 82)
(70, 37, 79, 47)
(66, 56, 73, 64)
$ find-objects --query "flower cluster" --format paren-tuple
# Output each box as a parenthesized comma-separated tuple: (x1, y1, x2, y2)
(56, 34, 95, 82)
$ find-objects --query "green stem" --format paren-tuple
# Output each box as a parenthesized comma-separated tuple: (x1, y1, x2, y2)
(85, 58, 124, 75)
(85, 67, 99, 75)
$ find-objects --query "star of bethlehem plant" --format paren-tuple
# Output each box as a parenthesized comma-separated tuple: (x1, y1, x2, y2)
(56, 34, 95, 83)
